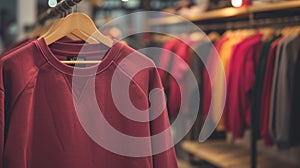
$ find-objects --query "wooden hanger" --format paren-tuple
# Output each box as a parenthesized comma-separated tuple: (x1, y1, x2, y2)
(40, 19, 63, 38)
(208, 32, 220, 42)
(27, 23, 51, 39)
(39, 12, 114, 64)
(259, 27, 275, 42)
(223, 29, 234, 37)
(39, 17, 99, 43)
(189, 32, 205, 42)
(39, 12, 113, 47)
(281, 26, 295, 37)
(29, 19, 85, 41)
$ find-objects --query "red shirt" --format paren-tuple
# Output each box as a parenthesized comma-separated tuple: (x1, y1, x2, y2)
(168, 40, 192, 116)
(158, 39, 192, 116)
(0, 37, 77, 58)
(158, 39, 180, 84)
(0, 39, 32, 57)
(224, 34, 262, 138)
(0, 39, 177, 168)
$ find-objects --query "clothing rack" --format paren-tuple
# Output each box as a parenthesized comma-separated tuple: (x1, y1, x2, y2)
(25, 0, 82, 32)
(200, 15, 300, 168)
(149, 2, 300, 168)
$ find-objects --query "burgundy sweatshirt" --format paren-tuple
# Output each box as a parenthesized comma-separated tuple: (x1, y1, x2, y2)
(0, 38, 178, 168)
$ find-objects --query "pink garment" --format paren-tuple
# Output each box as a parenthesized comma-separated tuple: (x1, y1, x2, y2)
(224, 34, 262, 139)
(157, 39, 180, 85)
(168, 40, 192, 116)
(157, 39, 193, 116)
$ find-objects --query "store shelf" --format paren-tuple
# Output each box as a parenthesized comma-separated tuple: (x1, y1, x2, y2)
(149, 1, 300, 26)
(181, 140, 299, 168)
(148, 16, 186, 26)
(188, 7, 249, 22)
(251, 0, 300, 13)
(149, 7, 249, 26)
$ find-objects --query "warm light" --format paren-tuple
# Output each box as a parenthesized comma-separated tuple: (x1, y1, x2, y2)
(48, 0, 57, 7)
(121, 0, 129, 2)
(231, 0, 242, 8)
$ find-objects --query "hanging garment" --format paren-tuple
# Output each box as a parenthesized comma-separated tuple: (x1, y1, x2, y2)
(157, 39, 180, 117)
(270, 33, 300, 149)
(0, 37, 75, 58)
(157, 39, 193, 117)
(212, 36, 242, 131)
(0, 39, 32, 57)
(224, 33, 262, 139)
(269, 37, 285, 142)
(251, 35, 281, 141)
(186, 41, 213, 140)
(0, 39, 178, 168)
(202, 36, 229, 119)
(291, 39, 300, 148)
(157, 39, 180, 89)
(168, 40, 192, 116)
(259, 37, 283, 146)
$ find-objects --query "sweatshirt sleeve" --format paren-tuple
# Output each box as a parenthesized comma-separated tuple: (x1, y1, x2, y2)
(148, 67, 178, 168)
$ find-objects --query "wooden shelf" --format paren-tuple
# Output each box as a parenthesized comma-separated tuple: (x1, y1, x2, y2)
(181, 140, 299, 168)
(189, 7, 249, 22)
(149, 1, 300, 26)
(251, 1, 300, 13)
(148, 16, 186, 26)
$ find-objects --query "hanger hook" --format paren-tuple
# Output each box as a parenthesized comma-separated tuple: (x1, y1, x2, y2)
(65, 1, 73, 15)
(73, 3, 78, 13)
(57, 4, 66, 17)
(65, 0, 73, 13)
(68, 0, 78, 13)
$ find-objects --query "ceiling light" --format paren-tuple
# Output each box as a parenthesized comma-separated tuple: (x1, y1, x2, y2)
(48, 0, 58, 7)
(231, 0, 242, 8)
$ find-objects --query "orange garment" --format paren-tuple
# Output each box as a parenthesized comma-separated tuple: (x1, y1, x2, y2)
(212, 36, 243, 131)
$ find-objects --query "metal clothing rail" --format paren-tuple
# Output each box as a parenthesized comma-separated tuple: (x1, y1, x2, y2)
(25, 0, 82, 31)
(197, 15, 300, 31)
(38, 0, 82, 25)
